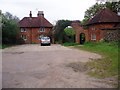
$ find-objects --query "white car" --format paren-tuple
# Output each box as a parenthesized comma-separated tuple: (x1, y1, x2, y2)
(40, 36, 51, 46)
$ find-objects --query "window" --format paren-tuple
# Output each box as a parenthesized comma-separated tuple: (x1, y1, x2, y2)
(21, 35, 27, 40)
(39, 28, 45, 32)
(92, 27, 95, 30)
(21, 28, 26, 32)
(91, 34, 96, 40)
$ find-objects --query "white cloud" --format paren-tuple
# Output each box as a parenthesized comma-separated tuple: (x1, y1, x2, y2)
(0, 0, 97, 24)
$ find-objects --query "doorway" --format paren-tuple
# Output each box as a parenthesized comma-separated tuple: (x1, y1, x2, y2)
(80, 33, 85, 44)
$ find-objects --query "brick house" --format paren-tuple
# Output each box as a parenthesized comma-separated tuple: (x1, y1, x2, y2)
(86, 8, 120, 42)
(19, 11, 53, 44)
(71, 8, 120, 44)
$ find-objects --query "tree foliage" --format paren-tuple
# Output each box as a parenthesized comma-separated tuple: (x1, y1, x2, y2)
(0, 10, 2, 44)
(64, 27, 75, 36)
(53, 20, 72, 43)
(64, 27, 75, 43)
(81, 2, 120, 25)
(2, 12, 20, 44)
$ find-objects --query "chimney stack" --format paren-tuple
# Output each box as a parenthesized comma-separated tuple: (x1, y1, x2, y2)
(37, 11, 44, 17)
(29, 11, 32, 17)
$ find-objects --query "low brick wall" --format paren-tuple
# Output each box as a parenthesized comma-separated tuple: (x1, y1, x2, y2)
(103, 29, 120, 42)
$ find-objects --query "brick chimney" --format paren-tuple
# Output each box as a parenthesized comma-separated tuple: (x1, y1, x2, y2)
(29, 11, 32, 17)
(37, 11, 44, 17)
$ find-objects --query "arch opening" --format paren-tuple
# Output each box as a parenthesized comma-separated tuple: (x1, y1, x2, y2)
(63, 26, 75, 43)
(54, 20, 73, 44)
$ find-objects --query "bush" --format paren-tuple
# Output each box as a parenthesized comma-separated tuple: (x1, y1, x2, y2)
(2, 12, 20, 44)
(16, 38, 25, 44)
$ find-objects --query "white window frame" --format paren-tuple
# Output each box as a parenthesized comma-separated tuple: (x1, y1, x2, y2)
(39, 28, 45, 32)
(21, 28, 26, 32)
(21, 35, 27, 40)
(91, 34, 96, 40)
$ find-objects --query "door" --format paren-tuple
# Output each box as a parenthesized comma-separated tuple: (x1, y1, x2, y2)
(80, 33, 85, 44)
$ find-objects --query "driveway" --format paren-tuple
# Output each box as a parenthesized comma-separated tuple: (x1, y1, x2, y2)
(2, 44, 112, 88)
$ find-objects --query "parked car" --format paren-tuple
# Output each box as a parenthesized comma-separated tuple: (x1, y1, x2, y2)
(40, 36, 51, 46)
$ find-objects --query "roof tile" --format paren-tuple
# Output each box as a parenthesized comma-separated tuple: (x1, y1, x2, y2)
(87, 8, 120, 25)
(19, 16, 53, 28)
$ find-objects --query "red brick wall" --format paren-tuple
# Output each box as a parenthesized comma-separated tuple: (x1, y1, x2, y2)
(71, 21, 116, 43)
(88, 23, 115, 42)
(71, 22, 89, 43)
(20, 27, 52, 44)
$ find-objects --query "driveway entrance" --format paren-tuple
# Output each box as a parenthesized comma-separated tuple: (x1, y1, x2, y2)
(2, 44, 112, 88)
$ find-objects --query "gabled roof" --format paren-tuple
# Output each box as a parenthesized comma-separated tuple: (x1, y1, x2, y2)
(19, 16, 53, 28)
(87, 8, 120, 25)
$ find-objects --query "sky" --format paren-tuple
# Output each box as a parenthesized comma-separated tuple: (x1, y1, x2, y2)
(0, 0, 97, 24)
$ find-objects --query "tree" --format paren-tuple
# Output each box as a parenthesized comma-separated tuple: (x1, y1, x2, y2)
(105, 2, 120, 13)
(81, 3, 105, 25)
(64, 27, 75, 36)
(4, 12, 19, 22)
(64, 27, 75, 42)
(2, 12, 20, 44)
(53, 20, 72, 43)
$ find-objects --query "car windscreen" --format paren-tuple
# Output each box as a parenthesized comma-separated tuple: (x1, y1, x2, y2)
(41, 37, 50, 40)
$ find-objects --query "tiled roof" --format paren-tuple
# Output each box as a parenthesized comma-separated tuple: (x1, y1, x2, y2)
(19, 16, 53, 28)
(87, 8, 120, 25)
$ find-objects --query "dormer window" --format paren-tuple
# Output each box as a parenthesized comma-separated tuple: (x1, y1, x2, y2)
(21, 28, 26, 32)
(39, 28, 45, 32)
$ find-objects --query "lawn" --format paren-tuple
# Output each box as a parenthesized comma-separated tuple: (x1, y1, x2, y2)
(74, 42, 118, 78)
(62, 42, 79, 46)
(0, 44, 13, 49)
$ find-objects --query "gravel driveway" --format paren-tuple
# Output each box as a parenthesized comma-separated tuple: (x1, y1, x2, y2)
(2, 44, 113, 88)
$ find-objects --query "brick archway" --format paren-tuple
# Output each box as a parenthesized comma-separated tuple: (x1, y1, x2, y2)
(54, 20, 88, 44)
(71, 21, 88, 44)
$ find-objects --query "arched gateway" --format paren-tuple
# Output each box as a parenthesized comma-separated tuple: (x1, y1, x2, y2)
(54, 20, 88, 44)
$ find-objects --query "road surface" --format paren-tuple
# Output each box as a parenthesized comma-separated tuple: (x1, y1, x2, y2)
(2, 44, 113, 88)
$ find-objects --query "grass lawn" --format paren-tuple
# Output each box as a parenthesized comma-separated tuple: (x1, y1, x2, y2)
(0, 44, 13, 49)
(62, 42, 79, 46)
(74, 42, 118, 78)
(63, 42, 118, 79)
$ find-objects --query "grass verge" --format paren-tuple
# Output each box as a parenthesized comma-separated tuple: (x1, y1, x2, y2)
(62, 42, 79, 46)
(0, 44, 14, 49)
(73, 42, 118, 79)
